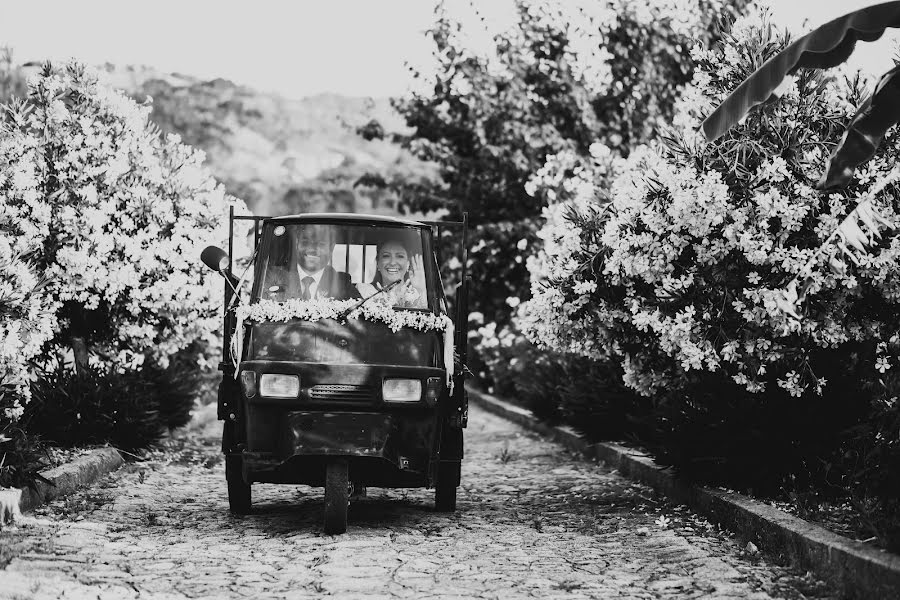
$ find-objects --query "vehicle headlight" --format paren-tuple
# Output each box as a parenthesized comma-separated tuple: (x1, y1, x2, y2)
(382, 378, 422, 403)
(259, 374, 300, 398)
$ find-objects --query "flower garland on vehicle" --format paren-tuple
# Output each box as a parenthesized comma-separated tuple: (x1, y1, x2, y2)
(234, 296, 456, 387)
(237, 297, 451, 332)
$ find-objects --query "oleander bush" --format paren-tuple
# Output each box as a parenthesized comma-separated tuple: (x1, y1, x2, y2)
(520, 6, 900, 506)
(0, 60, 245, 483)
(0, 100, 57, 490)
(16, 62, 244, 370)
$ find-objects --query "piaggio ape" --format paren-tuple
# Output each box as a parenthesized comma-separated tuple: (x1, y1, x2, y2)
(201, 212, 469, 534)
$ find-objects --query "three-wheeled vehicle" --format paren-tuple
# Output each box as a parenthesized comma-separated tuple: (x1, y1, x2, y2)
(201, 212, 469, 534)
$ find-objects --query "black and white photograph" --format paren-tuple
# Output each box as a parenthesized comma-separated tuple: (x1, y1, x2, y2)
(1, 1, 900, 598)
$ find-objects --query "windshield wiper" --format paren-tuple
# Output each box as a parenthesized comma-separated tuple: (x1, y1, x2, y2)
(336, 279, 402, 321)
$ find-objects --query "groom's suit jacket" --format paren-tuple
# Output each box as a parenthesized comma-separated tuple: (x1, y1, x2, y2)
(262, 265, 359, 301)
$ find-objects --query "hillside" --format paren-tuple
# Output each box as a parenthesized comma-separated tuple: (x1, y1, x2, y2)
(101, 64, 434, 216)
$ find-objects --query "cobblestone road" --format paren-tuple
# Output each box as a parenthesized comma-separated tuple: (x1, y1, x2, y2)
(1, 404, 834, 600)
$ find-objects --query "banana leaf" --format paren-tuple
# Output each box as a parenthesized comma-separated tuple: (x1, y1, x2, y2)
(702, 1, 900, 142)
(819, 63, 900, 189)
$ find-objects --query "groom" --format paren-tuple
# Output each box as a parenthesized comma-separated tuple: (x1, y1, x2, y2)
(265, 224, 359, 301)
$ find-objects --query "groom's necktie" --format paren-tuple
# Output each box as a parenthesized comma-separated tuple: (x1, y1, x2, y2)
(300, 276, 315, 300)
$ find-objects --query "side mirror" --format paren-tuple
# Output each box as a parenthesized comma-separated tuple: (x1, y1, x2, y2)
(201, 246, 230, 273)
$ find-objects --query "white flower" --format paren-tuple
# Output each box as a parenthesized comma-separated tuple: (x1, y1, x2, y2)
(573, 280, 597, 295)
(589, 142, 612, 161)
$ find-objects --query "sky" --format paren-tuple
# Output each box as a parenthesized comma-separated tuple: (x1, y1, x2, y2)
(0, 0, 895, 99)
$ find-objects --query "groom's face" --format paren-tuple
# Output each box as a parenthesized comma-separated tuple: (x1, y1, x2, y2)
(295, 226, 333, 272)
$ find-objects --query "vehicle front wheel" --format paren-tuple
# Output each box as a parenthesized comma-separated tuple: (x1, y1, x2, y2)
(434, 462, 458, 512)
(225, 455, 251, 515)
(324, 460, 349, 534)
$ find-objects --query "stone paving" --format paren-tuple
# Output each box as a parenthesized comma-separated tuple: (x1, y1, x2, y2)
(0, 404, 835, 600)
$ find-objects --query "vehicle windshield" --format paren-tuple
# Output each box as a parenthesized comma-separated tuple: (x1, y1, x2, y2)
(254, 222, 436, 310)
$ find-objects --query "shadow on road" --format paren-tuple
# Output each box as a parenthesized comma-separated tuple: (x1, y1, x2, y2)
(226, 488, 435, 534)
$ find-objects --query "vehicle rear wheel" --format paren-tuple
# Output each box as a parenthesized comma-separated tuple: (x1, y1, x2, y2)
(324, 460, 349, 534)
(225, 455, 251, 515)
(434, 462, 458, 512)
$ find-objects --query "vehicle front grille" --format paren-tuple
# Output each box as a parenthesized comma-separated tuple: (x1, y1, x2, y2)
(307, 384, 375, 403)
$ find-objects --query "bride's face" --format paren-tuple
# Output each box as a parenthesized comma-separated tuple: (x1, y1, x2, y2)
(377, 242, 409, 285)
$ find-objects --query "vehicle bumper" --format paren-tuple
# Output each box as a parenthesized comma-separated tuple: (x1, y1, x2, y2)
(241, 410, 438, 485)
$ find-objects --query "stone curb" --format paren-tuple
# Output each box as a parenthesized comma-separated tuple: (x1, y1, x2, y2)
(467, 385, 900, 600)
(16, 447, 125, 514)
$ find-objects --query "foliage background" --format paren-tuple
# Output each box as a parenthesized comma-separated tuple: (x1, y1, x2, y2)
(362, 0, 749, 330)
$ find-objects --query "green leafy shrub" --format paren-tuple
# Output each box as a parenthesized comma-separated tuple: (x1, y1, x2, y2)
(0, 423, 48, 490)
(26, 362, 166, 452)
(24, 338, 219, 449)
(473, 317, 650, 437)
(143, 348, 205, 431)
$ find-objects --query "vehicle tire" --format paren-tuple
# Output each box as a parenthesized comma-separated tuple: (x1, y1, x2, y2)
(225, 455, 251, 515)
(324, 460, 349, 534)
(434, 462, 458, 512)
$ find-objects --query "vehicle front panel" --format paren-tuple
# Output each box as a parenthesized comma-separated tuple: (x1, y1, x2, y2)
(238, 360, 446, 484)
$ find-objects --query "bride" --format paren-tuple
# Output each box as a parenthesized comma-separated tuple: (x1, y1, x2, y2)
(357, 239, 428, 308)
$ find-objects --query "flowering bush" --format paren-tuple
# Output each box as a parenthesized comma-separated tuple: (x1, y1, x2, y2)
(471, 315, 527, 395)
(9, 62, 245, 370)
(472, 309, 651, 438)
(515, 7, 900, 504)
(524, 8, 900, 401)
(0, 116, 56, 422)
(0, 104, 56, 497)
(0, 60, 245, 475)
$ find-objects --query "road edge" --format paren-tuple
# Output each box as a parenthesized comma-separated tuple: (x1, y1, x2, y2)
(16, 447, 125, 514)
(467, 385, 900, 600)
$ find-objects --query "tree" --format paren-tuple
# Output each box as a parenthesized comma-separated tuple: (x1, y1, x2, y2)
(364, 0, 748, 325)
(0, 47, 28, 105)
